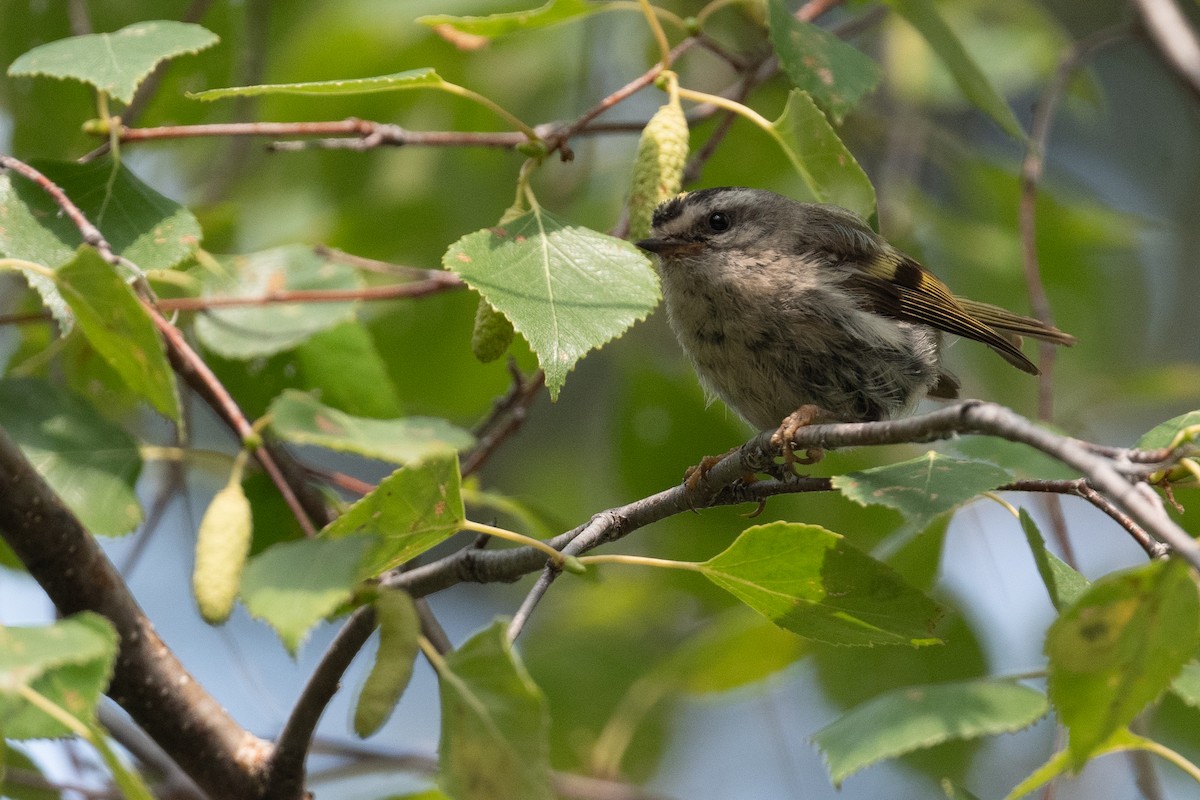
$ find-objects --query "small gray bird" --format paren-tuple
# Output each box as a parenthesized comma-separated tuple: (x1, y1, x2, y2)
(636, 187, 1074, 442)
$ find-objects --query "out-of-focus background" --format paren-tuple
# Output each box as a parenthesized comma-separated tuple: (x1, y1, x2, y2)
(3, 1, 1200, 797)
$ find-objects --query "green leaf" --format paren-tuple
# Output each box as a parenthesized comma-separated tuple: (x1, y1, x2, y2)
(354, 588, 421, 737)
(1136, 410, 1200, 450)
(884, 0, 1025, 140)
(767, 0, 882, 123)
(832, 451, 1013, 534)
(56, 247, 179, 420)
(770, 89, 877, 221)
(445, 208, 659, 399)
(0, 378, 142, 536)
(698, 522, 944, 647)
(0, 160, 202, 330)
(418, 0, 602, 39)
(269, 390, 474, 465)
(294, 323, 403, 418)
(321, 454, 466, 576)
(7, 21, 219, 104)
(193, 475, 254, 624)
(1045, 558, 1200, 768)
(193, 246, 363, 359)
(240, 535, 376, 654)
(0, 613, 118, 739)
(437, 620, 552, 800)
(1170, 661, 1200, 708)
(813, 679, 1048, 785)
(1019, 509, 1089, 611)
(188, 68, 444, 101)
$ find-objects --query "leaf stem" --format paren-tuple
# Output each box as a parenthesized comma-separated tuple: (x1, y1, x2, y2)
(982, 491, 1021, 519)
(1136, 737, 1200, 785)
(437, 82, 541, 141)
(461, 519, 565, 565)
(576, 553, 704, 572)
(638, 0, 673, 68)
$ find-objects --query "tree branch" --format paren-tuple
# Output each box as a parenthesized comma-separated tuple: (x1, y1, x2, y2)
(0, 428, 268, 800)
(1130, 0, 1200, 102)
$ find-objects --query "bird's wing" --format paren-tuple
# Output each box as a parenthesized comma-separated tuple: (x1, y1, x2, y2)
(840, 248, 1042, 375)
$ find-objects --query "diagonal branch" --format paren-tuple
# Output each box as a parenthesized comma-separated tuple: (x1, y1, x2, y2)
(0, 428, 269, 800)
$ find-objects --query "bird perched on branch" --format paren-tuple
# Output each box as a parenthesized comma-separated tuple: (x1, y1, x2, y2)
(636, 187, 1074, 465)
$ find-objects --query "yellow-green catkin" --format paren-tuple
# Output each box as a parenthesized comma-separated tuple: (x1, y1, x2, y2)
(627, 76, 689, 242)
(471, 296, 515, 363)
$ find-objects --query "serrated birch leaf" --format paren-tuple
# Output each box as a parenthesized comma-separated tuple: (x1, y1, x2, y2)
(354, 588, 421, 737)
(1045, 558, 1200, 768)
(0, 378, 142, 536)
(0, 613, 118, 740)
(194, 246, 361, 359)
(240, 535, 376, 655)
(7, 21, 218, 104)
(189, 68, 443, 101)
(269, 390, 473, 464)
(884, 0, 1025, 140)
(321, 454, 465, 576)
(445, 208, 659, 399)
(771, 90, 876, 220)
(1136, 410, 1200, 449)
(56, 248, 179, 420)
(437, 620, 552, 800)
(698, 522, 943, 647)
(832, 452, 1013, 533)
(813, 679, 1048, 785)
(767, 0, 882, 123)
(418, 0, 602, 38)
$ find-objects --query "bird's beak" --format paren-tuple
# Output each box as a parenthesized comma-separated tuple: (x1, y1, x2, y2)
(636, 237, 695, 256)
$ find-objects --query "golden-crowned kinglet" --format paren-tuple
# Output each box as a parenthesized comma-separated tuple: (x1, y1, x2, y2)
(637, 187, 1074, 432)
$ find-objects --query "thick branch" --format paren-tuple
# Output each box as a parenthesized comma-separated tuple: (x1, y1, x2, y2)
(0, 428, 268, 800)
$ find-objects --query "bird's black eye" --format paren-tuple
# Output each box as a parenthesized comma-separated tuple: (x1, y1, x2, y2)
(707, 211, 731, 232)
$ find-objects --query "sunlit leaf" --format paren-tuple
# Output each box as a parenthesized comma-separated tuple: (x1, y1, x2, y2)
(771, 89, 876, 221)
(767, 0, 882, 123)
(0, 378, 142, 536)
(0, 160, 202, 330)
(193, 245, 362, 359)
(321, 454, 465, 576)
(1136, 410, 1200, 450)
(437, 620, 552, 800)
(833, 451, 1012, 534)
(1170, 661, 1200, 709)
(7, 21, 219, 103)
(56, 247, 179, 420)
(189, 68, 444, 101)
(1045, 558, 1200, 767)
(240, 535, 376, 654)
(418, 0, 602, 39)
(813, 679, 1048, 785)
(0, 613, 118, 740)
(698, 522, 943, 647)
(445, 208, 659, 399)
(269, 390, 473, 465)
(354, 588, 421, 737)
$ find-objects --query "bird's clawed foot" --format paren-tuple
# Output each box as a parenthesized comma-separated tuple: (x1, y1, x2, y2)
(684, 448, 742, 492)
(770, 404, 827, 474)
